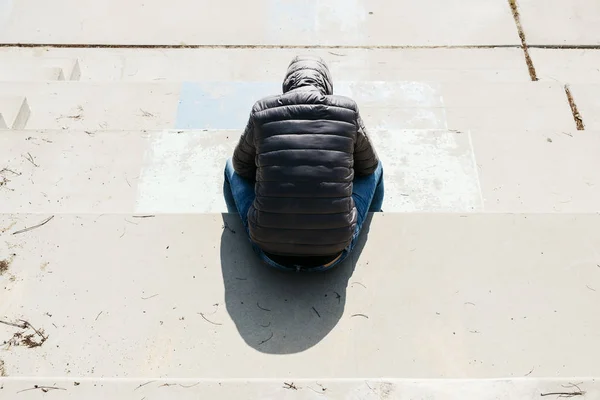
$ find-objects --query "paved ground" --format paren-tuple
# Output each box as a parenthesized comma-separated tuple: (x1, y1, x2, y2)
(1, 1, 600, 398)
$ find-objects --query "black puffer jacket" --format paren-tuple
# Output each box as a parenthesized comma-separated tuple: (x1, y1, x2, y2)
(233, 55, 379, 257)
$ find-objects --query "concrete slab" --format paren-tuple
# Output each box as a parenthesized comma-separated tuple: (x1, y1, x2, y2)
(471, 130, 600, 212)
(0, 66, 65, 81)
(0, 129, 482, 213)
(176, 81, 450, 130)
(530, 49, 600, 84)
(0, 81, 573, 131)
(1, 129, 599, 214)
(174, 81, 574, 131)
(0, 47, 532, 82)
(440, 82, 573, 131)
(0, 82, 180, 130)
(518, 0, 600, 45)
(0, 378, 597, 399)
(0, 58, 80, 81)
(1, 213, 599, 378)
(0, 95, 29, 129)
(0, 0, 520, 46)
(567, 84, 600, 130)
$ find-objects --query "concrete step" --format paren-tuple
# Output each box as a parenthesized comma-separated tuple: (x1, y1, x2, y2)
(567, 84, 600, 130)
(0, 58, 81, 81)
(1, 213, 599, 379)
(1, 129, 599, 214)
(0, 47, 531, 82)
(0, 378, 597, 399)
(517, 0, 599, 46)
(0, 95, 30, 129)
(531, 49, 600, 84)
(0, 0, 520, 46)
(0, 81, 575, 131)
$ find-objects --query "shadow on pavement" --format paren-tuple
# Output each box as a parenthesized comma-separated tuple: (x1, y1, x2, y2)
(220, 213, 371, 354)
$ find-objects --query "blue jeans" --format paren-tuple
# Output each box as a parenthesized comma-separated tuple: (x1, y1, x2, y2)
(223, 159, 384, 272)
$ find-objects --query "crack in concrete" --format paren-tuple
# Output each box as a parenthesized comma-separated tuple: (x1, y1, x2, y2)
(564, 85, 585, 131)
(508, 0, 538, 81)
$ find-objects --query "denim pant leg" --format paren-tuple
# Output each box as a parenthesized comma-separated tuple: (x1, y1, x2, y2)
(353, 161, 385, 230)
(223, 159, 384, 272)
(223, 158, 255, 232)
(337, 161, 385, 255)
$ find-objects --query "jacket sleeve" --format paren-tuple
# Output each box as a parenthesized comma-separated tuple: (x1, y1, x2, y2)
(232, 112, 257, 180)
(353, 108, 379, 176)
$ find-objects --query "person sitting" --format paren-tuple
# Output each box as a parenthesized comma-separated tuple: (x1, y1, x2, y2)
(224, 55, 383, 272)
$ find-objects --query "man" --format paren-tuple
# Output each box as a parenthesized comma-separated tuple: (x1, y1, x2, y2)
(224, 55, 383, 272)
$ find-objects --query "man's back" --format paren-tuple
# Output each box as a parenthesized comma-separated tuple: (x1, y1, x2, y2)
(232, 56, 379, 260)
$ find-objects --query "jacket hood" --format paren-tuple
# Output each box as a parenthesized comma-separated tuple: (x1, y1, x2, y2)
(282, 55, 333, 95)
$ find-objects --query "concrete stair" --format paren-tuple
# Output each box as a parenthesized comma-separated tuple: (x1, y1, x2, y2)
(0, 95, 29, 129)
(1, 378, 597, 399)
(0, 81, 576, 131)
(0, 0, 521, 46)
(0, 47, 531, 82)
(1, 129, 600, 214)
(1, 213, 600, 378)
(0, 58, 81, 81)
(1, 2, 600, 396)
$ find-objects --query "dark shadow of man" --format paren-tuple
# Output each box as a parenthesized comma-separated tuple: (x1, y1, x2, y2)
(219, 213, 372, 355)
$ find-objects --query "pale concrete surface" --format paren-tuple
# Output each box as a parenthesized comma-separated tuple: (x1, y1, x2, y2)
(1, 0, 599, 389)
(518, 0, 600, 45)
(2, 129, 599, 214)
(0, 66, 65, 81)
(0, 47, 532, 82)
(471, 129, 600, 213)
(0, 378, 597, 399)
(0, 95, 29, 129)
(0, 0, 520, 46)
(530, 49, 600, 84)
(0, 58, 80, 81)
(438, 82, 572, 131)
(1, 213, 599, 377)
(0, 82, 180, 130)
(567, 85, 600, 130)
(0, 129, 482, 213)
(0, 82, 575, 131)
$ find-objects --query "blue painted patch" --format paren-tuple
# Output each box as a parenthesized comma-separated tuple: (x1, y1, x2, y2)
(267, 0, 317, 39)
(176, 82, 279, 129)
(175, 81, 447, 130)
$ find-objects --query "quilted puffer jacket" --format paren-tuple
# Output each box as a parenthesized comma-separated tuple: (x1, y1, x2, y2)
(232, 55, 379, 257)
